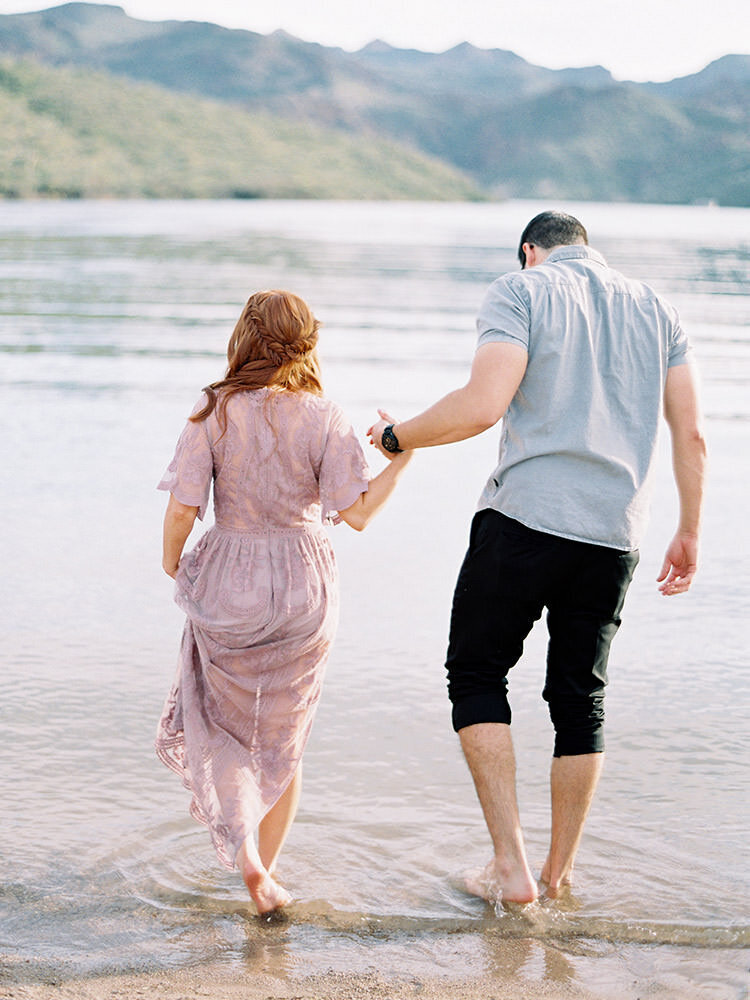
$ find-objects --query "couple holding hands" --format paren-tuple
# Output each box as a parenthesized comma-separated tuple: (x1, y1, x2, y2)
(156, 212, 705, 915)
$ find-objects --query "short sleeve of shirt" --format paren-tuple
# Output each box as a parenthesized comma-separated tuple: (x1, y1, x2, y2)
(318, 404, 370, 524)
(476, 275, 531, 350)
(665, 303, 692, 368)
(157, 398, 213, 520)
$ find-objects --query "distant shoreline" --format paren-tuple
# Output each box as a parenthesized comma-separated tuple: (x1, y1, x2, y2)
(0, 192, 491, 203)
(0, 191, 737, 208)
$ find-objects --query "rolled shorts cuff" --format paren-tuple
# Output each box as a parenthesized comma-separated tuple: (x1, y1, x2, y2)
(553, 728, 606, 757)
(451, 692, 512, 733)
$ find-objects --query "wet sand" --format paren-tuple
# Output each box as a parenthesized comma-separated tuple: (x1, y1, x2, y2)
(4, 944, 747, 1000)
(0, 963, 608, 1000)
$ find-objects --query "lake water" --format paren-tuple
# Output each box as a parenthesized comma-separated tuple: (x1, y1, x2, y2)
(0, 199, 748, 999)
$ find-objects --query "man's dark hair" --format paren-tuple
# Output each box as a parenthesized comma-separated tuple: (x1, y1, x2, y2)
(517, 211, 588, 268)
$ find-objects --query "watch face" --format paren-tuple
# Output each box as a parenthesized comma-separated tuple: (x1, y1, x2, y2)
(382, 426, 401, 452)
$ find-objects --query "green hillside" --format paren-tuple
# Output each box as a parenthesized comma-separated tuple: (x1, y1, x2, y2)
(0, 57, 484, 200)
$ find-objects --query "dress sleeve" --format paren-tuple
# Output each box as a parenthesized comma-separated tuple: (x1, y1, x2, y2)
(319, 403, 371, 525)
(157, 400, 214, 520)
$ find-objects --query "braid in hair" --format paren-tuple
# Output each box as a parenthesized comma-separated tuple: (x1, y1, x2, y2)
(190, 290, 323, 429)
(247, 301, 318, 367)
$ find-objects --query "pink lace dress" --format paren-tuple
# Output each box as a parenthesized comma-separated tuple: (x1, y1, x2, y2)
(155, 388, 369, 868)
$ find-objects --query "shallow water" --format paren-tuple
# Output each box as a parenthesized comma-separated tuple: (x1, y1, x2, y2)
(1, 199, 748, 997)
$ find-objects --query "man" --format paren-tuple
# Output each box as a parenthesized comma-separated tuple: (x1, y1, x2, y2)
(368, 211, 706, 904)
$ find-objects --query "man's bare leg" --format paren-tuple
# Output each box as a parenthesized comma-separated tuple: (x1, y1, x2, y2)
(541, 752, 604, 896)
(460, 722, 539, 904)
(258, 765, 302, 875)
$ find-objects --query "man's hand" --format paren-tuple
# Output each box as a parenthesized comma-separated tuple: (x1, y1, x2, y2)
(657, 531, 699, 595)
(660, 364, 706, 597)
(367, 409, 398, 459)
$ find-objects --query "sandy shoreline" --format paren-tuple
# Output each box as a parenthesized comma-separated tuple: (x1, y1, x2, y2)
(6, 943, 749, 1000)
(0, 964, 606, 1000)
(4, 926, 748, 1000)
(8, 949, 745, 1000)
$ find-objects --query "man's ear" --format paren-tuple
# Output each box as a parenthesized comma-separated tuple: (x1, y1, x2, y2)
(522, 242, 538, 268)
(523, 243, 551, 269)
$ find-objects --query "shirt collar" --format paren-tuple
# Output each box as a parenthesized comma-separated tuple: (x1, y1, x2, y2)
(545, 245, 607, 267)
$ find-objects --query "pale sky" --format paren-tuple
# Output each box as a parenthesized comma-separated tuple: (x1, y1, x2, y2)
(1, 0, 748, 82)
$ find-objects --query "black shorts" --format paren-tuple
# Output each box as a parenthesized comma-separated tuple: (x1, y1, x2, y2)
(446, 510, 639, 756)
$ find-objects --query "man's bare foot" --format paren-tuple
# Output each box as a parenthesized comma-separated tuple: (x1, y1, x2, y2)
(540, 858, 572, 899)
(463, 859, 539, 905)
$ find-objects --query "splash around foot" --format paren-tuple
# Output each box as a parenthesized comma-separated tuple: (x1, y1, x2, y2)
(462, 861, 539, 906)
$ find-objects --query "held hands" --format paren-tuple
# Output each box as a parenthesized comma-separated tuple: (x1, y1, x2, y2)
(367, 409, 400, 460)
(657, 531, 699, 596)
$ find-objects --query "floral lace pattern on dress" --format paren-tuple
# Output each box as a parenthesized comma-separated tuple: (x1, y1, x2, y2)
(155, 389, 369, 867)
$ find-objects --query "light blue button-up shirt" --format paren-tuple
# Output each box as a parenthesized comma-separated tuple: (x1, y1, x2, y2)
(475, 245, 691, 550)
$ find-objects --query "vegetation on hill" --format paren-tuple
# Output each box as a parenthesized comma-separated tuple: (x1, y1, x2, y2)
(0, 57, 483, 200)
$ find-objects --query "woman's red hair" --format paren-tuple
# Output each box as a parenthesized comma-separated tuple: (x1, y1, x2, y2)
(190, 289, 323, 428)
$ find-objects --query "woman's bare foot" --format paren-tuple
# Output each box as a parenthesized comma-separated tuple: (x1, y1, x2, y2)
(463, 859, 539, 905)
(241, 867, 292, 915)
(237, 839, 292, 915)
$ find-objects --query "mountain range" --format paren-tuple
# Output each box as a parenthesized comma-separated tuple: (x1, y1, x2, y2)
(1, 2, 749, 204)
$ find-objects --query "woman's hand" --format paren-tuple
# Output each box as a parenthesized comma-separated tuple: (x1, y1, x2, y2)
(162, 558, 180, 579)
(367, 409, 400, 459)
(339, 413, 412, 531)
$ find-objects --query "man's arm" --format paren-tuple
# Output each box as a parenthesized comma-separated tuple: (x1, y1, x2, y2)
(657, 362, 707, 596)
(369, 341, 528, 452)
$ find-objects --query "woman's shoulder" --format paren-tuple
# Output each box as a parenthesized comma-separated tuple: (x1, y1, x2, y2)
(215, 388, 350, 432)
(280, 390, 346, 419)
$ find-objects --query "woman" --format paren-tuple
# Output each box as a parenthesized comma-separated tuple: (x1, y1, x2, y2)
(155, 289, 410, 915)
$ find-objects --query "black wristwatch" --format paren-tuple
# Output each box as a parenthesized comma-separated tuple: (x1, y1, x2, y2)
(381, 424, 403, 453)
